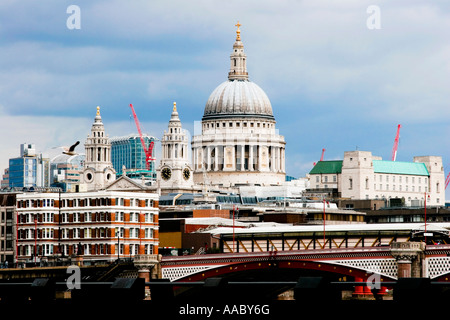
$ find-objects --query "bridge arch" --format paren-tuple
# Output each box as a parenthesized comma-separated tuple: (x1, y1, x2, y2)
(173, 259, 394, 284)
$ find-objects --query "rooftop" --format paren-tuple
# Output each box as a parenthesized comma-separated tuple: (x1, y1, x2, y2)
(309, 159, 430, 176)
(309, 161, 343, 175)
(373, 160, 429, 176)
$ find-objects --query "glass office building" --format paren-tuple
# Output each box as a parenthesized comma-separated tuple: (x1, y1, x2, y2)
(111, 134, 157, 181)
(8, 144, 50, 188)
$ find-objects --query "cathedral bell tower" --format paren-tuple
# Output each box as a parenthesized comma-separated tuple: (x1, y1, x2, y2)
(157, 102, 193, 194)
(81, 106, 116, 191)
(228, 21, 248, 81)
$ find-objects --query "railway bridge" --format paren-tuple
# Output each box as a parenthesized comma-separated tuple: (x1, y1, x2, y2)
(159, 242, 450, 301)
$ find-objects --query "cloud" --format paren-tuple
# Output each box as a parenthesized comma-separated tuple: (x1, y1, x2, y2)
(0, 103, 90, 171)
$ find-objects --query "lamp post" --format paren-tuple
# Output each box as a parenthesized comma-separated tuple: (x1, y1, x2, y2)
(34, 216, 37, 265)
(116, 229, 120, 262)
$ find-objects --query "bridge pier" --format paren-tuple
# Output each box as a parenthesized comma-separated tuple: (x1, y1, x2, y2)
(390, 242, 426, 278)
(133, 254, 162, 299)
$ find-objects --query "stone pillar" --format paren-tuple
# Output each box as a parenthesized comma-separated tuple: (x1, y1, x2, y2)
(207, 145, 211, 171)
(271, 146, 275, 172)
(134, 254, 162, 300)
(214, 146, 219, 171)
(249, 144, 254, 171)
(390, 242, 426, 278)
(240, 145, 245, 171)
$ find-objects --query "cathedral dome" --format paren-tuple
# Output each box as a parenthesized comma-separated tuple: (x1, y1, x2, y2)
(203, 79, 274, 120)
(202, 22, 274, 121)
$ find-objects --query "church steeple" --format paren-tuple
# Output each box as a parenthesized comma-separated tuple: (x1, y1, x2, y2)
(228, 21, 248, 81)
(157, 101, 193, 194)
(82, 106, 116, 191)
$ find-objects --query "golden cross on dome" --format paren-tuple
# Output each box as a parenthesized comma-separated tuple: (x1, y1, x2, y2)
(96, 106, 100, 116)
(235, 21, 241, 40)
(173, 101, 177, 112)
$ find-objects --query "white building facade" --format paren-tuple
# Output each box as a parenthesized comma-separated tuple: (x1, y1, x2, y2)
(309, 150, 446, 207)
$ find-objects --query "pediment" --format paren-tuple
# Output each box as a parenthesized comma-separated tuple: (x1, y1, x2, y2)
(105, 175, 147, 191)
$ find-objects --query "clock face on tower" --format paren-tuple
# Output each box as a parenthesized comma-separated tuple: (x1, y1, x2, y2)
(183, 167, 190, 180)
(161, 167, 172, 180)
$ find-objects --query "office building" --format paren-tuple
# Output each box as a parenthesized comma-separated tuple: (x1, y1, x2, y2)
(111, 134, 157, 181)
(8, 143, 50, 188)
(308, 150, 446, 207)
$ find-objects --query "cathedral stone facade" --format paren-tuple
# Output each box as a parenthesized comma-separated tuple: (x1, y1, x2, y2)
(156, 102, 194, 194)
(80, 107, 116, 191)
(191, 23, 286, 189)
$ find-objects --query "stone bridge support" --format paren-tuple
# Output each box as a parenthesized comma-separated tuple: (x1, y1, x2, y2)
(134, 254, 162, 299)
(390, 242, 426, 278)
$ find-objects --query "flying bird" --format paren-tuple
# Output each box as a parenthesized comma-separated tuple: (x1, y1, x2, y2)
(61, 141, 80, 156)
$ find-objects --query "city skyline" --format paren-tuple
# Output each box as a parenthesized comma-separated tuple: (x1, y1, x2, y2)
(0, 1, 448, 199)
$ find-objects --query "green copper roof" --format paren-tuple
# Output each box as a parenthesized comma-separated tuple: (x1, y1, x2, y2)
(309, 161, 343, 174)
(309, 160, 429, 176)
(373, 160, 429, 176)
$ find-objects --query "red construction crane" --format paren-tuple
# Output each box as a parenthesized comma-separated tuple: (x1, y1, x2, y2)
(391, 124, 401, 161)
(445, 172, 450, 189)
(313, 148, 326, 166)
(320, 148, 326, 161)
(129, 104, 154, 170)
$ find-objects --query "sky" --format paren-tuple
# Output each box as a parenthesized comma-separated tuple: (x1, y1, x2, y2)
(0, 0, 449, 200)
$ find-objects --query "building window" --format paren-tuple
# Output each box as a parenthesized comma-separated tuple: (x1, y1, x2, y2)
(349, 178, 353, 190)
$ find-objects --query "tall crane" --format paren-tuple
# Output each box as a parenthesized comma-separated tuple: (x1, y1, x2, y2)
(320, 148, 326, 161)
(391, 124, 401, 161)
(129, 104, 154, 170)
(313, 148, 326, 166)
(445, 172, 450, 189)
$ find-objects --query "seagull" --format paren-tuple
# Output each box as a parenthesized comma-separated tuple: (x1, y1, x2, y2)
(62, 141, 80, 156)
